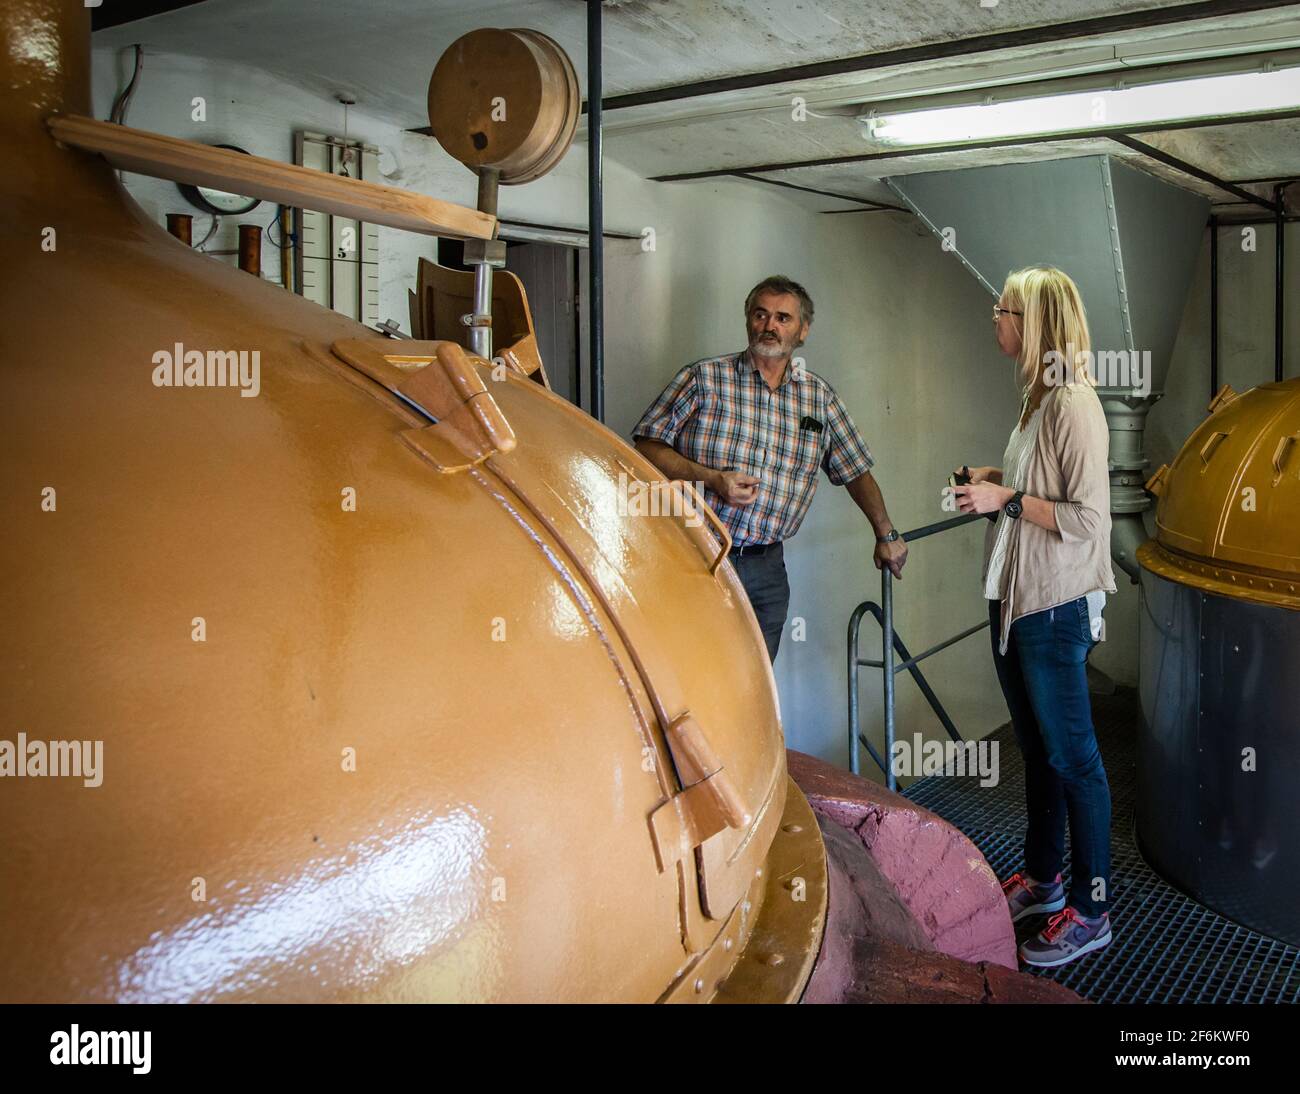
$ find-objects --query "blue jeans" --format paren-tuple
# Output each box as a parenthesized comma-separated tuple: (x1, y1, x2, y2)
(731, 543, 789, 662)
(989, 596, 1112, 917)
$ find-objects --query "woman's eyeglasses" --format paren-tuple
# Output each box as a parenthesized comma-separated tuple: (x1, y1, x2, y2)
(993, 305, 1023, 320)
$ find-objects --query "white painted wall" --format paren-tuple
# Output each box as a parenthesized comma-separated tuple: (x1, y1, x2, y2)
(90, 45, 1295, 781)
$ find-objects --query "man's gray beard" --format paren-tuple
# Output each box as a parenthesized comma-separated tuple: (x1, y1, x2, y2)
(750, 338, 788, 358)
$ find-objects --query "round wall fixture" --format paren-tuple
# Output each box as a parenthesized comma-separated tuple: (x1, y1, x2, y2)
(428, 28, 579, 185)
(177, 144, 263, 214)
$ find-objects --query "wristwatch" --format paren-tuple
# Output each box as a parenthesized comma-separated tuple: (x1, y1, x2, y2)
(877, 529, 901, 544)
(1004, 491, 1025, 520)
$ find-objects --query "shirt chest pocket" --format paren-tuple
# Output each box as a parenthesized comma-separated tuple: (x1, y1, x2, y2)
(792, 421, 826, 477)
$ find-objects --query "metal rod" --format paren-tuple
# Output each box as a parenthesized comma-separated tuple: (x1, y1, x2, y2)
(891, 619, 990, 675)
(822, 207, 904, 217)
(593, 0, 1296, 112)
(847, 513, 990, 780)
(1277, 184, 1286, 382)
(497, 217, 641, 242)
(470, 263, 493, 360)
(1114, 135, 1279, 212)
(587, 0, 605, 423)
(848, 604, 868, 776)
(469, 167, 501, 361)
(477, 167, 500, 218)
(1210, 214, 1300, 227)
(857, 734, 887, 778)
(852, 601, 971, 746)
(903, 511, 985, 543)
(881, 569, 896, 791)
(730, 172, 906, 210)
(1210, 215, 1219, 399)
(573, 248, 583, 409)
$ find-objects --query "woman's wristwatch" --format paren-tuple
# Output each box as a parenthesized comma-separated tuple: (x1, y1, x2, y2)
(1004, 490, 1025, 520)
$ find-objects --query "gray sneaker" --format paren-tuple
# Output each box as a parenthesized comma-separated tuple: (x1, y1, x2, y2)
(1019, 907, 1112, 968)
(1001, 871, 1065, 923)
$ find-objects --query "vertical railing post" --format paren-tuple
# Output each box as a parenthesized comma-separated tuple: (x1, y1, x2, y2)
(848, 607, 861, 776)
(847, 513, 985, 784)
(881, 566, 896, 791)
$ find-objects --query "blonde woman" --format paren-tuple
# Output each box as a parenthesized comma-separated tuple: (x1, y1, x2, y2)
(953, 266, 1117, 968)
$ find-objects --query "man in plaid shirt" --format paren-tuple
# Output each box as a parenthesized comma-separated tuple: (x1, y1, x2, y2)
(633, 275, 908, 662)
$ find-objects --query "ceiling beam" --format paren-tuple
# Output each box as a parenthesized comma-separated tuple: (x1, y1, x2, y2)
(648, 106, 1300, 182)
(1231, 173, 1300, 183)
(593, 0, 1300, 112)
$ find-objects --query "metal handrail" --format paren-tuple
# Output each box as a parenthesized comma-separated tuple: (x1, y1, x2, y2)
(848, 512, 990, 789)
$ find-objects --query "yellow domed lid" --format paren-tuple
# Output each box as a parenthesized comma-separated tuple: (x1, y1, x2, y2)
(1139, 379, 1300, 608)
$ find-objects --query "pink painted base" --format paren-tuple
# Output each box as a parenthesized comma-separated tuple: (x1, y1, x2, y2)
(789, 749, 1019, 970)
(790, 750, 1080, 1003)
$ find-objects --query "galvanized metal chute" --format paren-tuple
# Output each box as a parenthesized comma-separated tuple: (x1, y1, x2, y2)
(887, 155, 1210, 578)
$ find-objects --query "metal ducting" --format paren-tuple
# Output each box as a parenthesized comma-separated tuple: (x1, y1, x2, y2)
(887, 155, 1209, 579)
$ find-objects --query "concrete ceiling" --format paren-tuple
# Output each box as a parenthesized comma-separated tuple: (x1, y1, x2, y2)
(95, 0, 1300, 215)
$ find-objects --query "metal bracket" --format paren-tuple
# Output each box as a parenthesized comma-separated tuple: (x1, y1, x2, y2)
(463, 238, 508, 267)
(648, 712, 747, 873)
(330, 338, 515, 472)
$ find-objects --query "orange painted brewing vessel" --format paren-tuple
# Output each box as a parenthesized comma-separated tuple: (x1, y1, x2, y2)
(0, 0, 824, 1002)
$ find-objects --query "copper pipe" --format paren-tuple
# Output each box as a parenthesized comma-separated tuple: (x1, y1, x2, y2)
(166, 213, 192, 246)
(238, 223, 261, 277)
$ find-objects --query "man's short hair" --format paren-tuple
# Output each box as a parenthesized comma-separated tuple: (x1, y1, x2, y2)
(744, 276, 814, 328)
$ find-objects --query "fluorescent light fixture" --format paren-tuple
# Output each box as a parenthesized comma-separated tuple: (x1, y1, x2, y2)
(862, 65, 1300, 146)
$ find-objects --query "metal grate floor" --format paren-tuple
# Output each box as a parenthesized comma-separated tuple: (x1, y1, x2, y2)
(902, 689, 1300, 1004)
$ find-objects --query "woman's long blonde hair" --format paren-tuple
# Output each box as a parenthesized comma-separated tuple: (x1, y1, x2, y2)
(1002, 266, 1093, 426)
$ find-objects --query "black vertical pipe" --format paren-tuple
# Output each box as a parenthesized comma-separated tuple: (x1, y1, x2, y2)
(1277, 185, 1286, 382)
(572, 248, 582, 409)
(1210, 216, 1218, 399)
(587, 0, 605, 422)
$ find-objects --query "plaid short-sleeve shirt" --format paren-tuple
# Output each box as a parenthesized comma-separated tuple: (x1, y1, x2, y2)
(632, 351, 875, 546)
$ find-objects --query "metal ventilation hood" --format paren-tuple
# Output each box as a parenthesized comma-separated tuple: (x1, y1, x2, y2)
(887, 155, 1210, 577)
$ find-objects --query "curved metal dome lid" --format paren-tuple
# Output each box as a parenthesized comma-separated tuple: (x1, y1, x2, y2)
(0, 0, 820, 1004)
(1140, 378, 1300, 608)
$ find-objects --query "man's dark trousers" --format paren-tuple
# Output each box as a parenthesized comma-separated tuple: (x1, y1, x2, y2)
(730, 542, 789, 662)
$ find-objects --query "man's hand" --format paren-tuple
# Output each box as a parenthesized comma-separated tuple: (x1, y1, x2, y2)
(953, 482, 1013, 515)
(713, 469, 760, 507)
(874, 535, 908, 579)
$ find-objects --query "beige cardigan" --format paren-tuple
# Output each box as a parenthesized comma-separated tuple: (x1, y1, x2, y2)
(982, 381, 1117, 647)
